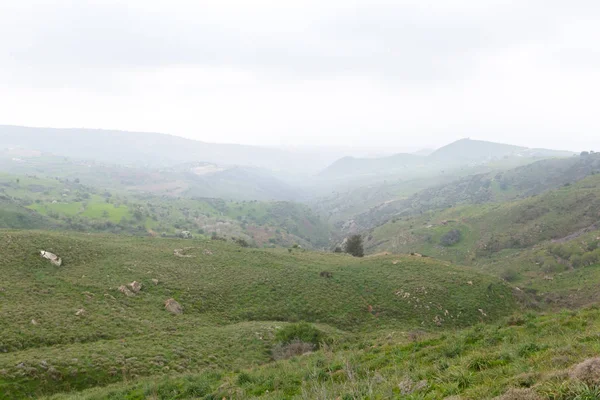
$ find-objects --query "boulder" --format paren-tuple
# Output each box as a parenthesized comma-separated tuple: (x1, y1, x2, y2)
(40, 250, 62, 266)
(128, 281, 142, 293)
(165, 298, 183, 314)
(118, 285, 135, 297)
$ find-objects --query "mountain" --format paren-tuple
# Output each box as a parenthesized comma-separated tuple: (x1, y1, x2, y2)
(429, 138, 573, 164)
(318, 138, 573, 183)
(318, 153, 425, 179)
(0, 125, 336, 174)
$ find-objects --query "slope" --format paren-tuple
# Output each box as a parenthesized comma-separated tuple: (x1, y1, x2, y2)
(366, 173, 600, 265)
(349, 152, 600, 234)
(0, 230, 516, 397)
(46, 307, 600, 399)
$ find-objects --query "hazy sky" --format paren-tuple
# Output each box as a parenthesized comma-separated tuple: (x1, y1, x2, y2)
(1, 0, 599, 151)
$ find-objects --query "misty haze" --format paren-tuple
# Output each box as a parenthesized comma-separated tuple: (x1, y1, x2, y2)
(1, 1, 600, 399)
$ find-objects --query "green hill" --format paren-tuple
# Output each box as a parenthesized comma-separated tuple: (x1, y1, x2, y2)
(366, 173, 600, 266)
(0, 230, 515, 398)
(349, 153, 600, 235)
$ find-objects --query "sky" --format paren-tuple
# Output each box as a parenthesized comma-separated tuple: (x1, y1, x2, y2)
(1, 0, 599, 152)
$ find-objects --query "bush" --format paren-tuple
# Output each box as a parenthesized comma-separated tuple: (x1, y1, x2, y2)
(440, 229, 462, 246)
(501, 269, 519, 282)
(234, 238, 249, 247)
(275, 322, 324, 348)
(271, 339, 315, 360)
(344, 235, 364, 257)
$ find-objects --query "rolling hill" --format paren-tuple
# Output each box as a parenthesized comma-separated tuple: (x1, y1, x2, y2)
(365, 173, 600, 265)
(345, 152, 600, 235)
(0, 230, 515, 398)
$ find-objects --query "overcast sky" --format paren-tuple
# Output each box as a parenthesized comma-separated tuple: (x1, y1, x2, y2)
(1, 0, 599, 152)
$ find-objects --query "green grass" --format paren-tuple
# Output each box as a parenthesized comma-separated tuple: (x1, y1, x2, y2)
(0, 229, 515, 398)
(40, 307, 600, 399)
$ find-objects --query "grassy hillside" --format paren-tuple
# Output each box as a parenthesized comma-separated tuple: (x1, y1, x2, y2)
(0, 197, 56, 230)
(350, 153, 600, 235)
(44, 307, 600, 399)
(0, 230, 515, 398)
(366, 174, 600, 265)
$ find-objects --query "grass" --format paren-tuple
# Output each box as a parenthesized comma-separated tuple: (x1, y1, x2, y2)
(0, 229, 515, 398)
(37, 307, 600, 399)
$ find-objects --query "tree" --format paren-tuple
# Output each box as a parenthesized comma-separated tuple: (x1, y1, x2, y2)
(345, 234, 364, 257)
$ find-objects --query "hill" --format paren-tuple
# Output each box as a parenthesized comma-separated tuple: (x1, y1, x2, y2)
(318, 138, 573, 182)
(0, 149, 299, 202)
(318, 153, 424, 179)
(0, 230, 515, 398)
(0, 125, 335, 174)
(345, 152, 600, 235)
(429, 138, 572, 164)
(365, 173, 600, 265)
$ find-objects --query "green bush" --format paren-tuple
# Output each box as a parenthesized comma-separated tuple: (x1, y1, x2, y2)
(275, 322, 325, 348)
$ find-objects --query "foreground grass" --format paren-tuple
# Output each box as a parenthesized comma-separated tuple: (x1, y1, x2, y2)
(43, 307, 600, 399)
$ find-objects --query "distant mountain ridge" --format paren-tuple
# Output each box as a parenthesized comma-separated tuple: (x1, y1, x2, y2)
(0, 125, 335, 174)
(320, 138, 574, 179)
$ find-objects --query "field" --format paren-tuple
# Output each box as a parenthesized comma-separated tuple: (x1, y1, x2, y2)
(0, 230, 515, 398)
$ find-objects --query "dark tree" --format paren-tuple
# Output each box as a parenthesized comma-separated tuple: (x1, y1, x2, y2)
(345, 235, 364, 257)
(440, 229, 462, 247)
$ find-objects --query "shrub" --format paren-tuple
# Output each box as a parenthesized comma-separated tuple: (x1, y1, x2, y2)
(440, 229, 462, 247)
(234, 238, 249, 247)
(569, 358, 600, 386)
(271, 339, 315, 360)
(275, 322, 324, 348)
(344, 235, 364, 257)
(501, 269, 519, 282)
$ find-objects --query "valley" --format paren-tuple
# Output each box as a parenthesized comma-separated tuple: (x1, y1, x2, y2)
(2, 126, 600, 399)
